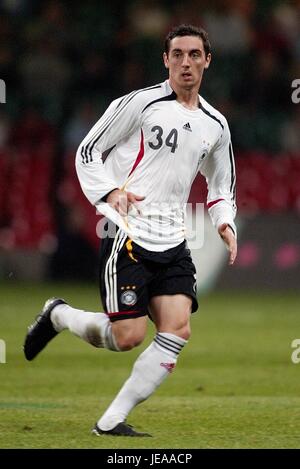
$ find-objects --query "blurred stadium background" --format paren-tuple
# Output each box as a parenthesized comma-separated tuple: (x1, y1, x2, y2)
(0, 0, 299, 287)
(0, 0, 300, 288)
(0, 0, 300, 449)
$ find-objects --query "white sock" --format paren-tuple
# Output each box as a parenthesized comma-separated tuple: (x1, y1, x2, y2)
(97, 332, 187, 431)
(51, 304, 119, 351)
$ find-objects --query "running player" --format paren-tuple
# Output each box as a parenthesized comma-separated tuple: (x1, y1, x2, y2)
(24, 24, 237, 437)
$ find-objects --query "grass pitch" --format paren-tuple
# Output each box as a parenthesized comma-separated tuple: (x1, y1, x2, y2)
(0, 282, 300, 449)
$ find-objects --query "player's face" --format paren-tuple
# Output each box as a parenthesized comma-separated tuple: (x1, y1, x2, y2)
(163, 36, 211, 91)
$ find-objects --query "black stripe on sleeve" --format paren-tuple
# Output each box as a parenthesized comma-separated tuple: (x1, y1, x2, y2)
(198, 102, 224, 130)
(83, 90, 138, 164)
(82, 84, 162, 164)
(116, 84, 161, 109)
(81, 146, 86, 164)
(229, 142, 237, 208)
(229, 143, 234, 192)
(88, 85, 162, 154)
(142, 91, 177, 113)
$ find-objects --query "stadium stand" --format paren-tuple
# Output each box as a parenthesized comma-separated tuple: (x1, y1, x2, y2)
(0, 0, 299, 279)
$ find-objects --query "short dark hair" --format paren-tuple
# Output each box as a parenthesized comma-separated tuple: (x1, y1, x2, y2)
(164, 24, 211, 58)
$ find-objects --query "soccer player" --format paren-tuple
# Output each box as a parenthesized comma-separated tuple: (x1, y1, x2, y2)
(24, 24, 237, 437)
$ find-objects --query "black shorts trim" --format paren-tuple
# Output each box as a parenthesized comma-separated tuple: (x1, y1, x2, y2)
(107, 310, 148, 322)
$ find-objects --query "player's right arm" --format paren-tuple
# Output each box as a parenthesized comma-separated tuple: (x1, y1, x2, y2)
(104, 189, 145, 217)
(75, 91, 146, 207)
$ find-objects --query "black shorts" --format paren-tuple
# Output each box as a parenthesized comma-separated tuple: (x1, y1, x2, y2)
(99, 224, 198, 322)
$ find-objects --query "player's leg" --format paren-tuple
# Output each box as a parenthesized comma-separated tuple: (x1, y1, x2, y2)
(149, 293, 191, 339)
(50, 228, 148, 351)
(138, 245, 198, 401)
(146, 293, 192, 382)
(96, 294, 192, 434)
(23, 294, 125, 360)
(95, 243, 197, 435)
(50, 303, 148, 350)
(24, 229, 149, 360)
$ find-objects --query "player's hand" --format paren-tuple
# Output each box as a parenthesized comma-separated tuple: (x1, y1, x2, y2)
(106, 189, 145, 216)
(218, 223, 237, 266)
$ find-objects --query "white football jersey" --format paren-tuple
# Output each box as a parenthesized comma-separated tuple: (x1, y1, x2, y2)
(76, 79, 236, 251)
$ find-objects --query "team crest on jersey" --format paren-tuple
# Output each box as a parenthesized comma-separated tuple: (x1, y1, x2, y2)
(200, 139, 211, 160)
(120, 290, 137, 306)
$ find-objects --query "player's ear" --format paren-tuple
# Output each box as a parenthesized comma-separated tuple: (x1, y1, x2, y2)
(163, 52, 169, 69)
(204, 53, 212, 70)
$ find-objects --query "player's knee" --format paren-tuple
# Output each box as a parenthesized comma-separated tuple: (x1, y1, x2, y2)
(116, 331, 145, 351)
(172, 316, 192, 341)
(172, 323, 191, 341)
(159, 324, 191, 341)
(169, 320, 191, 341)
(112, 316, 147, 351)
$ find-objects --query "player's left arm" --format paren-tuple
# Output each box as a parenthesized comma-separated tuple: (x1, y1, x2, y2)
(200, 119, 237, 265)
(217, 222, 237, 266)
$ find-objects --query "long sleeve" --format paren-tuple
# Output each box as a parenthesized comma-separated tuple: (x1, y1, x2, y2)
(200, 119, 237, 237)
(75, 90, 145, 205)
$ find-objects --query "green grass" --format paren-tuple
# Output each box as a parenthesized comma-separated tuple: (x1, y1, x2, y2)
(0, 282, 300, 448)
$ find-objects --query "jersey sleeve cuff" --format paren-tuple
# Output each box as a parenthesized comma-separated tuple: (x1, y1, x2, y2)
(208, 201, 237, 238)
(100, 188, 119, 203)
